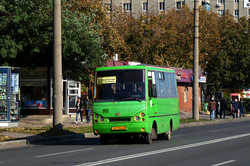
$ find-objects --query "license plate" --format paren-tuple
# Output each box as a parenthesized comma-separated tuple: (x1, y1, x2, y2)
(112, 126, 126, 131)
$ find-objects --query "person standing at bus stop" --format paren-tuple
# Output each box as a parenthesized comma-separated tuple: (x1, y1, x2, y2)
(75, 97, 83, 124)
(208, 97, 216, 120)
(239, 98, 245, 118)
(220, 97, 227, 119)
(232, 98, 239, 118)
(84, 95, 91, 123)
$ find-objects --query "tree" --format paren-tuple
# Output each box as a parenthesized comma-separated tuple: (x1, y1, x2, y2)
(62, 1, 105, 82)
(0, 0, 53, 66)
(0, 0, 106, 83)
(205, 12, 250, 93)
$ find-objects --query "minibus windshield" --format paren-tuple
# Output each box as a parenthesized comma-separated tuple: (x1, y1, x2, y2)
(95, 70, 145, 102)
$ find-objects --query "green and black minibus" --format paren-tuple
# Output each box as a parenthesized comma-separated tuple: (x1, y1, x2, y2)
(92, 64, 180, 144)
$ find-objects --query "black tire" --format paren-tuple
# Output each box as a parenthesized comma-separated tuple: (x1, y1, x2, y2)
(160, 125, 172, 141)
(144, 127, 157, 144)
(152, 127, 158, 140)
(166, 126, 172, 141)
(144, 132, 152, 144)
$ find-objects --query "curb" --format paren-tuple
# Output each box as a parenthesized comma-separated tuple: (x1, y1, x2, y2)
(26, 134, 85, 144)
(0, 139, 27, 150)
(84, 133, 99, 139)
(180, 116, 250, 128)
(0, 134, 85, 150)
(245, 114, 250, 117)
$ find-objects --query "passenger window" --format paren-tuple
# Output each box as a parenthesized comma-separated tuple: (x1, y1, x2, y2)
(148, 71, 157, 98)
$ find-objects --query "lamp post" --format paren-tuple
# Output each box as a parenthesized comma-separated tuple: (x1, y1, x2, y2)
(53, 0, 63, 130)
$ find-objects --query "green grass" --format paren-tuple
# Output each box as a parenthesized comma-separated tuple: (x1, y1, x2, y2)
(0, 135, 14, 142)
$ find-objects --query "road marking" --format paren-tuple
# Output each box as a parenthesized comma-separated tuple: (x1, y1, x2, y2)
(75, 133, 250, 166)
(35, 148, 93, 158)
(212, 160, 236, 166)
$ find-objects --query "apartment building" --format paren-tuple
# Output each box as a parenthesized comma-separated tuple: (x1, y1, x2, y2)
(103, 0, 249, 20)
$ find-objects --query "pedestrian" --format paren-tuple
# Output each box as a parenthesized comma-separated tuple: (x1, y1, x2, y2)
(215, 99, 220, 119)
(220, 97, 227, 119)
(75, 97, 83, 124)
(208, 97, 216, 120)
(239, 99, 245, 118)
(83, 95, 91, 123)
(231, 98, 239, 118)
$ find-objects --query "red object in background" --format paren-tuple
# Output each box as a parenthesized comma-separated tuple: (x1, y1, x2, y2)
(230, 93, 240, 96)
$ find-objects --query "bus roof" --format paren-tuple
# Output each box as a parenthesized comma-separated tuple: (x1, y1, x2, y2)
(96, 65, 175, 73)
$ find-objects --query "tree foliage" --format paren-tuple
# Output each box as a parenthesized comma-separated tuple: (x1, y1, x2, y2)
(0, 0, 106, 82)
(0, 0, 53, 66)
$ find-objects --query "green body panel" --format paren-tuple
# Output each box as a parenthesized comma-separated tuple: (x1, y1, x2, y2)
(147, 98, 180, 134)
(93, 101, 150, 134)
(93, 65, 180, 135)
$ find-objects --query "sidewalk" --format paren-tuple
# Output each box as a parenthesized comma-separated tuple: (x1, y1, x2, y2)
(18, 114, 91, 128)
(1, 113, 250, 149)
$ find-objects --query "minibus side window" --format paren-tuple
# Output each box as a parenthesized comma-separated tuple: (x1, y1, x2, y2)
(148, 71, 157, 98)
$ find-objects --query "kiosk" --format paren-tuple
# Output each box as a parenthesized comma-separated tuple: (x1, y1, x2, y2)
(0, 67, 20, 127)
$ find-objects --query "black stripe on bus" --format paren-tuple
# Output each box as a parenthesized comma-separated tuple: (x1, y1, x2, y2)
(149, 113, 179, 118)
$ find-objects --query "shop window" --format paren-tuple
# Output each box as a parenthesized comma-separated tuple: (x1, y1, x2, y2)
(22, 83, 48, 109)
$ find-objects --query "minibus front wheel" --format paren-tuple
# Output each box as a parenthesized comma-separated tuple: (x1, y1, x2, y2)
(144, 127, 157, 144)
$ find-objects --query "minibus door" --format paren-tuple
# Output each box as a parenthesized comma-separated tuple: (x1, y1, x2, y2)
(147, 71, 158, 118)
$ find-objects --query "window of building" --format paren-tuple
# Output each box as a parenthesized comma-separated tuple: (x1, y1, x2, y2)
(143, 2, 148, 11)
(159, 2, 165, 11)
(234, 9, 239, 17)
(176, 1, 185, 9)
(217, 10, 224, 16)
(184, 87, 188, 103)
(217, 0, 225, 4)
(234, 0, 239, 3)
(123, 3, 132, 12)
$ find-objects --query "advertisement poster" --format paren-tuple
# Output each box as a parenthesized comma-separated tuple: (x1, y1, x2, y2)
(0, 73, 7, 86)
(11, 73, 19, 93)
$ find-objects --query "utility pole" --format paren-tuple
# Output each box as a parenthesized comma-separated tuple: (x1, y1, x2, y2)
(53, 0, 63, 129)
(193, 0, 200, 120)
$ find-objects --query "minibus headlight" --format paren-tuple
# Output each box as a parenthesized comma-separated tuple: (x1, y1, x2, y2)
(140, 112, 145, 117)
(100, 116, 104, 122)
(134, 116, 140, 121)
(94, 114, 98, 119)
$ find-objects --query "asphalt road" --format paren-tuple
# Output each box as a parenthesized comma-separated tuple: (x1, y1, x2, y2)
(0, 120, 250, 166)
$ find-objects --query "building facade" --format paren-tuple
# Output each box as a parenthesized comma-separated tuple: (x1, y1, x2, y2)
(103, 0, 249, 20)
